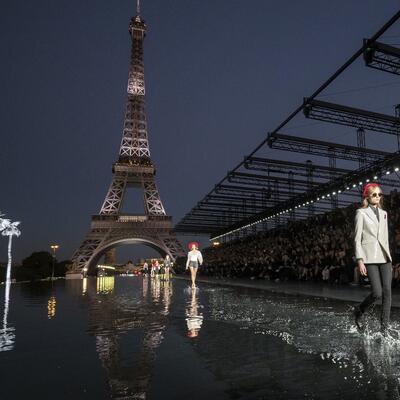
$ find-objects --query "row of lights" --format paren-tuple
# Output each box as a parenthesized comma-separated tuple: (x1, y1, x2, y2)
(210, 166, 399, 241)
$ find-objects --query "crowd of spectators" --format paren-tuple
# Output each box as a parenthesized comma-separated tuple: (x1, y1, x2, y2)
(194, 189, 400, 286)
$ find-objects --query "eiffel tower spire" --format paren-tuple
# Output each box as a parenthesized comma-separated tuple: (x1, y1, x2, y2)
(120, 2, 149, 162)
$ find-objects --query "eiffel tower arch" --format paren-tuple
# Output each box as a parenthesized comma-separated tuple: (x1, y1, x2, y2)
(69, 3, 184, 276)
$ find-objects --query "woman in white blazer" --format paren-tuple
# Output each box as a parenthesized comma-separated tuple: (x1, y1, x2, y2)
(353, 183, 392, 335)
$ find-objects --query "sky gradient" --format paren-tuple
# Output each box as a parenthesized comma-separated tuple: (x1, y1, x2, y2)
(1, 1, 400, 263)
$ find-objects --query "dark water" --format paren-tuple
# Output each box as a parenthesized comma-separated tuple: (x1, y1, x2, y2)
(0, 276, 400, 399)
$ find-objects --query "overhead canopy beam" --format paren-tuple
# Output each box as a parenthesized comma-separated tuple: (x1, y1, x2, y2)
(215, 184, 361, 198)
(303, 98, 400, 135)
(228, 171, 321, 189)
(267, 132, 390, 162)
(245, 156, 351, 180)
(364, 39, 400, 75)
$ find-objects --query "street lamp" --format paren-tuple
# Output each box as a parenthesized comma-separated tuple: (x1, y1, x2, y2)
(50, 244, 59, 281)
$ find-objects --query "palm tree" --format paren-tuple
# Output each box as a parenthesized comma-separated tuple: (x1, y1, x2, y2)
(0, 214, 11, 232)
(1, 221, 21, 283)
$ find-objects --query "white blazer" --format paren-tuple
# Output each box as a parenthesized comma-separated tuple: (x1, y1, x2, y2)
(354, 207, 392, 264)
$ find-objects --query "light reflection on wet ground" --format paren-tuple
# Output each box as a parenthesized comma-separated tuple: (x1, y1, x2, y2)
(0, 276, 400, 399)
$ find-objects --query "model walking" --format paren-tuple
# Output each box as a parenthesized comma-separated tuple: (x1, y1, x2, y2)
(353, 183, 392, 335)
(186, 242, 203, 288)
(163, 255, 172, 281)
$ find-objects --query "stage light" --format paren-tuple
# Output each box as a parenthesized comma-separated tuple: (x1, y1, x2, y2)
(374, 175, 378, 180)
(395, 167, 399, 172)
(352, 184, 356, 188)
(386, 171, 390, 175)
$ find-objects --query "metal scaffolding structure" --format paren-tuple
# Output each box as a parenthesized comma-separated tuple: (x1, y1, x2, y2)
(210, 151, 400, 240)
(267, 132, 390, 162)
(303, 99, 400, 135)
(363, 39, 400, 75)
(244, 156, 352, 179)
(175, 10, 400, 239)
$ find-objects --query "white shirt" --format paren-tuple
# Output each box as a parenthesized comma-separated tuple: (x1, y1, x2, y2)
(186, 249, 203, 267)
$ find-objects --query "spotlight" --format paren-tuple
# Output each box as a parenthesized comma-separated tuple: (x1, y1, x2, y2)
(395, 167, 399, 172)
(373, 176, 378, 180)
(352, 184, 356, 188)
(386, 171, 390, 175)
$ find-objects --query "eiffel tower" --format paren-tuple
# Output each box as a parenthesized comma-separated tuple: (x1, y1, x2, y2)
(69, 1, 184, 276)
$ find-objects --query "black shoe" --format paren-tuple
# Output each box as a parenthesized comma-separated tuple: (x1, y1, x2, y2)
(353, 306, 365, 333)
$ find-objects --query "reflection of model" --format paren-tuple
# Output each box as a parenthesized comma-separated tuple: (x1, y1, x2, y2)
(353, 183, 392, 336)
(186, 288, 203, 338)
(186, 243, 203, 288)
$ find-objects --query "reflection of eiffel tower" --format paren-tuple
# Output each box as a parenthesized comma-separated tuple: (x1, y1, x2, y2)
(70, 2, 184, 275)
(84, 276, 172, 398)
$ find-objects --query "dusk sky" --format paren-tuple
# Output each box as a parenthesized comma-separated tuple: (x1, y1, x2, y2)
(2, 1, 400, 263)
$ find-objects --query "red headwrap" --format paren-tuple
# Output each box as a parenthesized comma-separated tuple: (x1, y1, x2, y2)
(187, 241, 199, 250)
(362, 183, 381, 198)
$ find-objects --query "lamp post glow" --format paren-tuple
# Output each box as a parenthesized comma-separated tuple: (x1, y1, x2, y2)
(50, 245, 59, 281)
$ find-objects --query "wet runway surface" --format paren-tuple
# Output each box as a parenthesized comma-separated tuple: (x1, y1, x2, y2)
(1, 276, 400, 399)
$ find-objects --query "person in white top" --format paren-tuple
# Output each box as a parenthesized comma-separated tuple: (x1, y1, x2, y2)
(186, 243, 203, 288)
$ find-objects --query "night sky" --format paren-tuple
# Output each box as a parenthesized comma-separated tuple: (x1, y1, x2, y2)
(2, 0, 400, 263)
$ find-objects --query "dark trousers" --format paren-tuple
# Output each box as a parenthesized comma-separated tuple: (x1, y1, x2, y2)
(359, 262, 392, 326)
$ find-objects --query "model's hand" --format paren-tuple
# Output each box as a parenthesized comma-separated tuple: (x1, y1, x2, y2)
(358, 260, 367, 276)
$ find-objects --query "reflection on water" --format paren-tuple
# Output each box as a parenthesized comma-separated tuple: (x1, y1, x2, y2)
(82, 277, 87, 295)
(97, 276, 115, 294)
(186, 288, 203, 338)
(84, 276, 173, 399)
(205, 287, 400, 399)
(47, 296, 56, 319)
(0, 281, 15, 352)
(2, 277, 400, 398)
